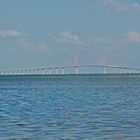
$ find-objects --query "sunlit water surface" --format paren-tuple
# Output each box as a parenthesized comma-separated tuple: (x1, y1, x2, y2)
(0, 74, 140, 140)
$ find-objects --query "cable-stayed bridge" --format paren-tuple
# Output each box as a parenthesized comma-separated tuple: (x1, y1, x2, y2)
(0, 64, 140, 75)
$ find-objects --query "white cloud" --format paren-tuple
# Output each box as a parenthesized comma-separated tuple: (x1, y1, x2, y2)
(99, 0, 140, 12)
(91, 36, 120, 57)
(0, 29, 48, 51)
(0, 29, 22, 38)
(52, 31, 88, 47)
(124, 31, 140, 43)
(50, 31, 119, 51)
(16, 38, 33, 49)
(49, 31, 121, 59)
(92, 37, 116, 47)
(16, 38, 48, 51)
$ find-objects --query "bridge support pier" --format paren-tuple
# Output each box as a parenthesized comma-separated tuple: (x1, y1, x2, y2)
(62, 67, 64, 74)
(55, 68, 58, 74)
(103, 67, 106, 74)
(49, 68, 52, 75)
(75, 66, 79, 74)
(129, 69, 132, 74)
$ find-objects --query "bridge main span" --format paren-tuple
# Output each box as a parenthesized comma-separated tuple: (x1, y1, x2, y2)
(0, 65, 140, 75)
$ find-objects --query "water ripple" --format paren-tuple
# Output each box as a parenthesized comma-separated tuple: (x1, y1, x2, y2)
(0, 75, 140, 139)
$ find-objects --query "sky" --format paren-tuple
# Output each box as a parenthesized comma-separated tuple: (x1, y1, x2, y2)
(0, 0, 140, 69)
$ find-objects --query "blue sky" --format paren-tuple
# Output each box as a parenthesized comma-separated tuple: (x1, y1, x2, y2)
(0, 0, 140, 69)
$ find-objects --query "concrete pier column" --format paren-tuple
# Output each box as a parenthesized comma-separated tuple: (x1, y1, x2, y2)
(129, 69, 132, 74)
(44, 69, 47, 75)
(62, 67, 64, 74)
(55, 68, 58, 74)
(49, 68, 52, 74)
(120, 68, 123, 74)
(103, 67, 106, 74)
(75, 66, 79, 74)
(122, 69, 125, 74)
(115, 68, 118, 74)
(41, 69, 45, 75)
(125, 69, 128, 74)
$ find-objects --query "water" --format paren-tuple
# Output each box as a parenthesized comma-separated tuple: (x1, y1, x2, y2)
(0, 74, 140, 140)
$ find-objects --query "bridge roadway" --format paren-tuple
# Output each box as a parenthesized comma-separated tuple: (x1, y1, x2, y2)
(0, 64, 140, 75)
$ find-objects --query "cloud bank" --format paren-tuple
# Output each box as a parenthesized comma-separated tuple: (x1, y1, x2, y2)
(99, 0, 140, 12)
(0, 29, 22, 38)
(0, 29, 48, 52)
(51, 31, 118, 49)
(1, 29, 140, 54)
(52, 31, 87, 47)
(124, 31, 140, 43)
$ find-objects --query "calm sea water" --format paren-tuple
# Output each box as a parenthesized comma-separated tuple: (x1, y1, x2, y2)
(0, 74, 140, 140)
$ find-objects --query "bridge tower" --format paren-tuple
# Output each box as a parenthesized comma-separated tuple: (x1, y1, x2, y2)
(75, 56, 79, 74)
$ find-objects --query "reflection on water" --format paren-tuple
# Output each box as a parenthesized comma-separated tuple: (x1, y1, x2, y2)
(0, 75, 140, 140)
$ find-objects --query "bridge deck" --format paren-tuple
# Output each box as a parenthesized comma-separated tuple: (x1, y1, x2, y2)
(0, 65, 140, 75)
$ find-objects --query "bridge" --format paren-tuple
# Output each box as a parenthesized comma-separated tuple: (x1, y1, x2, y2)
(0, 64, 140, 75)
